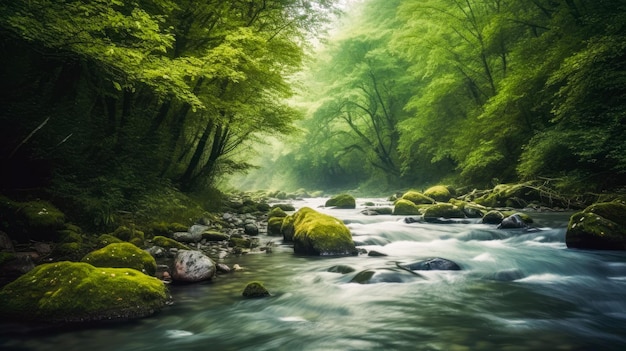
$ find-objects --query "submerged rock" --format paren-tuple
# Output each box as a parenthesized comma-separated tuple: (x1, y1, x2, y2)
(172, 250, 216, 283)
(292, 207, 356, 256)
(497, 213, 529, 229)
(242, 281, 270, 298)
(0, 261, 167, 322)
(350, 268, 421, 284)
(327, 265, 356, 274)
(397, 257, 461, 271)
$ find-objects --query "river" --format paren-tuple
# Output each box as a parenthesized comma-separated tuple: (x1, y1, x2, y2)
(2, 197, 626, 350)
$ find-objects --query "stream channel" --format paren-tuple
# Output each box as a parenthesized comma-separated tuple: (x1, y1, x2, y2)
(2, 197, 626, 350)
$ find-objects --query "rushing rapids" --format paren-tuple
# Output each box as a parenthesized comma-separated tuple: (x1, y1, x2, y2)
(2, 197, 626, 351)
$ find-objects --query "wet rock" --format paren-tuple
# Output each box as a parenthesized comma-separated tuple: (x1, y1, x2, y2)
(82, 242, 157, 276)
(244, 223, 259, 236)
(491, 269, 525, 281)
(401, 191, 435, 205)
(393, 199, 421, 215)
(172, 231, 202, 243)
(201, 231, 229, 242)
(367, 250, 387, 257)
(172, 250, 216, 283)
(216, 263, 231, 274)
(422, 203, 465, 220)
(325, 194, 356, 209)
(397, 257, 461, 271)
(404, 216, 422, 224)
(327, 265, 356, 274)
(423, 185, 453, 202)
(497, 214, 528, 229)
(566, 201, 626, 250)
(292, 207, 356, 256)
(242, 281, 270, 298)
(482, 210, 505, 224)
(350, 268, 421, 284)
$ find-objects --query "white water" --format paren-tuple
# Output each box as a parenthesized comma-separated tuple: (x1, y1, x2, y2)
(2, 198, 626, 350)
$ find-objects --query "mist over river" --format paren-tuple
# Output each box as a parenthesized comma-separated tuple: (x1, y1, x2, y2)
(2, 198, 626, 351)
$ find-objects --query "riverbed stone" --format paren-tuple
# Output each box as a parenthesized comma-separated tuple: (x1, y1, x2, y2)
(393, 199, 421, 215)
(350, 268, 421, 284)
(401, 191, 435, 205)
(482, 210, 505, 224)
(172, 250, 216, 283)
(268, 217, 284, 236)
(325, 194, 356, 209)
(422, 203, 465, 220)
(424, 185, 453, 202)
(292, 207, 356, 256)
(397, 257, 461, 271)
(0, 261, 167, 322)
(152, 236, 191, 250)
(242, 281, 270, 298)
(497, 213, 528, 229)
(566, 201, 626, 250)
(172, 231, 201, 243)
(81, 242, 157, 276)
(244, 223, 259, 236)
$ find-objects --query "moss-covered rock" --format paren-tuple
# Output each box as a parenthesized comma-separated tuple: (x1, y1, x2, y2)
(109, 226, 145, 247)
(292, 207, 356, 256)
(268, 217, 284, 236)
(566, 202, 626, 250)
(281, 215, 295, 242)
(393, 199, 421, 215)
(422, 203, 465, 219)
(271, 203, 296, 211)
(242, 281, 270, 298)
(424, 185, 453, 202)
(401, 191, 435, 206)
(81, 242, 157, 276)
(148, 222, 189, 237)
(0, 261, 167, 322)
(325, 194, 356, 209)
(268, 207, 288, 219)
(482, 210, 505, 224)
(201, 230, 229, 242)
(95, 234, 124, 248)
(0, 196, 66, 242)
(152, 236, 191, 250)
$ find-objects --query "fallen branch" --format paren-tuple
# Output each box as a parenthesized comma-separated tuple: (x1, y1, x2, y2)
(9, 117, 50, 159)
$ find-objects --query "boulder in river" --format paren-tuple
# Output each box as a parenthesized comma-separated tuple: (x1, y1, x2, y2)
(423, 185, 453, 202)
(172, 250, 216, 283)
(325, 194, 356, 209)
(401, 191, 435, 205)
(242, 281, 270, 298)
(350, 268, 421, 284)
(393, 199, 421, 215)
(422, 203, 465, 220)
(482, 210, 505, 224)
(292, 207, 357, 256)
(566, 201, 626, 250)
(0, 261, 167, 322)
(497, 213, 528, 229)
(397, 257, 461, 271)
(81, 242, 157, 276)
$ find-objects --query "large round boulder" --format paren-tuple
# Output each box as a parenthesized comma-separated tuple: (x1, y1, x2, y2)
(401, 191, 435, 205)
(172, 250, 216, 282)
(325, 194, 356, 209)
(424, 185, 453, 202)
(0, 261, 167, 323)
(422, 203, 465, 220)
(292, 207, 356, 256)
(566, 202, 626, 250)
(393, 199, 421, 215)
(81, 242, 157, 276)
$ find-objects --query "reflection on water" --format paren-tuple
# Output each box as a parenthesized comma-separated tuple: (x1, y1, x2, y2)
(2, 198, 626, 350)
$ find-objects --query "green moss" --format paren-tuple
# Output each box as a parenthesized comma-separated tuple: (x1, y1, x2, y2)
(51, 242, 83, 259)
(501, 211, 533, 224)
(242, 281, 270, 298)
(424, 185, 452, 202)
(422, 203, 465, 219)
(58, 229, 83, 244)
(110, 226, 145, 246)
(566, 202, 626, 250)
(272, 203, 296, 211)
(268, 217, 284, 236)
(325, 194, 356, 209)
(229, 237, 252, 248)
(81, 242, 156, 276)
(393, 199, 421, 215)
(482, 210, 505, 224)
(292, 207, 356, 256)
(268, 207, 288, 218)
(401, 191, 434, 205)
(281, 215, 295, 242)
(583, 202, 626, 227)
(96, 234, 124, 248)
(0, 261, 167, 322)
(152, 236, 190, 250)
(201, 231, 229, 241)
(0, 197, 66, 242)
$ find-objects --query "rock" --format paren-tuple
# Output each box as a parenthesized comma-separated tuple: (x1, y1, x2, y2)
(327, 265, 356, 274)
(325, 194, 356, 209)
(267, 217, 284, 236)
(404, 216, 422, 224)
(81, 242, 157, 276)
(482, 210, 505, 224)
(268, 207, 288, 218)
(172, 250, 216, 283)
(244, 223, 259, 236)
(201, 231, 229, 242)
(0, 261, 167, 322)
(423, 185, 453, 202)
(172, 231, 202, 243)
(367, 250, 387, 257)
(490, 269, 525, 281)
(0, 231, 14, 251)
(109, 226, 145, 247)
(242, 281, 270, 298)
(401, 191, 435, 205)
(271, 203, 296, 211)
(216, 263, 231, 274)
(566, 201, 626, 250)
(152, 236, 191, 250)
(497, 213, 528, 229)
(393, 199, 421, 215)
(362, 207, 393, 215)
(397, 257, 461, 271)
(0, 197, 65, 242)
(292, 207, 356, 256)
(189, 224, 209, 236)
(146, 246, 166, 258)
(422, 203, 465, 220)
(350, 268, 421, 284)
(281, 215, 295, 242)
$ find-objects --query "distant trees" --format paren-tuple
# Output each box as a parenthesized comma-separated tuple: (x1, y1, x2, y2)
(276, 0, 626, 192)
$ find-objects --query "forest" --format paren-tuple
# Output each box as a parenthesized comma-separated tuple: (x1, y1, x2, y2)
(1, 0, 626, 229)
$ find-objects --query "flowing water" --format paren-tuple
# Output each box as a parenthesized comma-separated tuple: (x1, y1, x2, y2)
(2, 198, 626, 350)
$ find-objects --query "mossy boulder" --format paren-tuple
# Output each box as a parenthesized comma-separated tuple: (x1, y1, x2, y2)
(0, 261, 167, 322)
(271, 203, 296, 212)
(281, 215, 295, 242)
(566, 202, 626, 250)
(201, 230, 229, 242)
(268, 207, 288, 219)
(95, 234, 124, 248)
(325, 194, 356, 209)
(242, 281, 270, 298)
(0, 196, 65, 242)
(109, 226, 145, 247)
(81, 242, 157, 276)
(422, 203, 465, 219)
(393, 199, 421, 215)
(148, 222, 189, 237)
(424, 185, 453, 202)
(152, 236, 191, 250)
(482, 210, 505, 224)
(401, 191, 435, 206)
(292, 207, 356, 256)
(268, 217, 284, 236)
